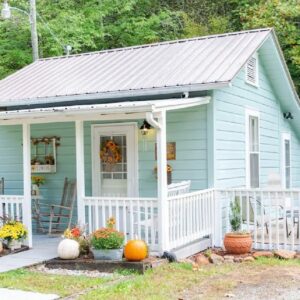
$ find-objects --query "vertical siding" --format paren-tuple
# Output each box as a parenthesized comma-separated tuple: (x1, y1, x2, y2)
(214, 54, 300, 188)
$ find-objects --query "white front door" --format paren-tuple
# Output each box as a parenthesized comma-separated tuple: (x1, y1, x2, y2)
(92, 123, 138, 197)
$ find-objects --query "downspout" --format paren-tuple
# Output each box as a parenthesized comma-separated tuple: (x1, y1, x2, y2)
(145, 111, 161, 129)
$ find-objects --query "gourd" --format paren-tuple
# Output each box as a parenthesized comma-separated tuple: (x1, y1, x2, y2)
(124, 239, 148, 261)
(57, 239, 80, 260)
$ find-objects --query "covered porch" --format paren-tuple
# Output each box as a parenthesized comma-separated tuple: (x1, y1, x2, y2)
(0, 96, 212, 255)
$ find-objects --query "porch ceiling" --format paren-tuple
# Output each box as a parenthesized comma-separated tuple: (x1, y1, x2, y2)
(0, 96, 210, 125)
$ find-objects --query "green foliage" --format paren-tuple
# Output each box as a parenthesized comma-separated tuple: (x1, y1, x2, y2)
(0, 0, 299, 95)
(91, 228, 124, 250)
(229, 197, 242, 232)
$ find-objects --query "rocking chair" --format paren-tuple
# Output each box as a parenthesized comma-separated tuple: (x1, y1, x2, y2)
(33, 178, 77, 235)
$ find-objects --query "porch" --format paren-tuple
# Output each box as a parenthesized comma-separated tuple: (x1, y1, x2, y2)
(0, 97, 210, 255)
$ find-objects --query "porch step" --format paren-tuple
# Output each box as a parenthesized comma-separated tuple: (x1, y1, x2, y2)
(171, 236, 212, 260)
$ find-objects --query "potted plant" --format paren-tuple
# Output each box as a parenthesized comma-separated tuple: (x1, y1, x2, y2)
(223, 198, 252, 254)
(0, 220, 27, 251)
(63, 224, 90, 256)
(31, 175, 45, 196)
(91, 217, 124, 261)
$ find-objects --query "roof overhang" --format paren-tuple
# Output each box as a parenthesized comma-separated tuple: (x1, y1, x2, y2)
(0, 96, 210, 125)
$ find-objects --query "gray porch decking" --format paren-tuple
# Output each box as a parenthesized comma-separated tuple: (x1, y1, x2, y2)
(0, 235, 60, 273)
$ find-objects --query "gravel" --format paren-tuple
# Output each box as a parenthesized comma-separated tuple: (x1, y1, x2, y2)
(29, 264, 115, 278)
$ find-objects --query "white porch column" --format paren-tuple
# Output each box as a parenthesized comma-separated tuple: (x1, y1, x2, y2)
(22, 123, 32, 247)
(75, 120, 86, 225)
(156, 110, 169, 253)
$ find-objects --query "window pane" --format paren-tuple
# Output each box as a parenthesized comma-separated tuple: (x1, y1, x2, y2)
(286, 167, 290, 188)
(250, 153, 259, 188)
(284, 139, 291, 188)
(249, 116, 259, 152)
(285, 140, 290, 167)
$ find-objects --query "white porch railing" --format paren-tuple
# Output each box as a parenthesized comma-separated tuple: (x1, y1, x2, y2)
(83, 196, 159, 251)
(168, 189, 215, 250)
(217, 189, 300, 251)
(0, 195, 24, 223)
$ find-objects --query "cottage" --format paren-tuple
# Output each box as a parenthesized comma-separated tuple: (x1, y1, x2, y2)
(0, 28, 299, 257)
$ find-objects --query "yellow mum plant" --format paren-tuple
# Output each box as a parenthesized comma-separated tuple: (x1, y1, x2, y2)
(0, 221, 27, 241)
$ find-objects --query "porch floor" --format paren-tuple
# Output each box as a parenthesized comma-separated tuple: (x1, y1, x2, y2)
(0, 235, 60, 273)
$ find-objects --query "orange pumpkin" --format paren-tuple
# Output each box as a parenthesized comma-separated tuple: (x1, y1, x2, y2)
(124, 239, 148, 261)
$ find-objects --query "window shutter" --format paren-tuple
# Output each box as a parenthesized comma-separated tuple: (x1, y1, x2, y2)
(246, 56, 257, 85)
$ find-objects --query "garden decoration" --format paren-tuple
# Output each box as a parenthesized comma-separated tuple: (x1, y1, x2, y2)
(124, 238, 148, 261)
(63, 224, 90, 255)
(154, 164, 173, 184)
(57, 238, 80, 260)
(31, 175, 45, 196)
(91, 217, 124, 261)
(0, 221, 27, 250)
(100, 140, 122, 171)
(223, 198, 252, 254)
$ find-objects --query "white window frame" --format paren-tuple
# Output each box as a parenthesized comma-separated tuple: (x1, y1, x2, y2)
(281, 132, 291, 189)
(245, 108, 260, 188)
(245, 53, 259, 87)
(91, 122, 139, 197)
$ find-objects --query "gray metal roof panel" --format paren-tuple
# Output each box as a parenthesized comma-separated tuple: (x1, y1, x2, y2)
(0, 28, 272, 106)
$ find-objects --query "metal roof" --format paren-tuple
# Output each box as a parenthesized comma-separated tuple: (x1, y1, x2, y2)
(0, 28, 272, 107)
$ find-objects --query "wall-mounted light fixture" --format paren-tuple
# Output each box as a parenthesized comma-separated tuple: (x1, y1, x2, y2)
(283, 112, 294, 120)
(140, 120, 152, 135)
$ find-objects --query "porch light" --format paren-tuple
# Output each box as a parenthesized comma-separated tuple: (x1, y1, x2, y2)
(140, 120, 152, 135)
(283, 112, 293, 120)
(1, 1, 11, 19)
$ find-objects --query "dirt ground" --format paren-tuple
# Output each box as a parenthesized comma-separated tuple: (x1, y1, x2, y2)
(182, 265, 300, 300)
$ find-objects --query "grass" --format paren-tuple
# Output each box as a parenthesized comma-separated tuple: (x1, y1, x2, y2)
(0, 257, 299, 299)
(0, 268, 109, 297)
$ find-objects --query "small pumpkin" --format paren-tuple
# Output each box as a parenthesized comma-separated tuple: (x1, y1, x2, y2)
(57, 238, 80, 260)
(124, 239, 148, 261)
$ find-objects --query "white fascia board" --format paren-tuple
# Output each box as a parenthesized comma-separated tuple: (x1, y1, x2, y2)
(0, 97, 210, 124)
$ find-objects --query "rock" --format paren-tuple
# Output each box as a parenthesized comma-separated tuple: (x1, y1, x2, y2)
(253, 251, 274, 259)
(195, 254, 210, 266)
(274, 250, 296, 259)
(233, 257, 243, 263)
(243, 256, 255, 262)
(295, 253, 300, 259)
(209, 253, 224, 264)
(225, 293, 236, 298)
(224, 255, 234, 263)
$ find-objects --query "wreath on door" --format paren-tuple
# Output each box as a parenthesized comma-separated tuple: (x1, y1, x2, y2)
(100, 140, 122, 167)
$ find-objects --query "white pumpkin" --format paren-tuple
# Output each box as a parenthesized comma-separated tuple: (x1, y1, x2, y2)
(57, 239, 80, 260)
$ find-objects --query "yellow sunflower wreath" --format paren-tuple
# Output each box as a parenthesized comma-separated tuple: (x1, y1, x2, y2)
(100, 140, 122, 166)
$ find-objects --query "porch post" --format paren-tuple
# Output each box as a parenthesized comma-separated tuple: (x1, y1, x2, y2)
(75, 120, 86, 225)
(156, 110, 169, 253)
(22, 123, 32, 247)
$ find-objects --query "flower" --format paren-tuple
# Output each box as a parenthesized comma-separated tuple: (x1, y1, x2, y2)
(91, 217, 124, 250)
(31, 176, 45, 186)
(71, 227, 81, 238)
(0, 221, 27, 241)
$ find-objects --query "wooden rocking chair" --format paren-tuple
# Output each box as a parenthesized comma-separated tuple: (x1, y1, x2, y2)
(0, 177, 4, 195)
(33, 178, 77, 235)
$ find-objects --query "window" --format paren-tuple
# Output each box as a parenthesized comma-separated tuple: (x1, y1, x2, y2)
(245, 54, 258, 86)
(282, 133, 291, 188)
(246, 109, 260, 188)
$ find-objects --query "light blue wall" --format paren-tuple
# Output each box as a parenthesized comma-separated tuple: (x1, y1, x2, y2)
(213, 52, 300, 188)
(0, 106, 208, 204)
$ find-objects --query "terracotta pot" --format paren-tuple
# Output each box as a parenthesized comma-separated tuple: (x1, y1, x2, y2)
(224, 233, 252, 254)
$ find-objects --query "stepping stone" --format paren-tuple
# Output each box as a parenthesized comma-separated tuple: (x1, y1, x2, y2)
(253, 251, 273, 258)
(274, 250, 296, 260)
(0, 288, 59, 300)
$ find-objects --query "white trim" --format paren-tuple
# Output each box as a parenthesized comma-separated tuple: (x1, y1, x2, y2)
(75, 120, 86, 224)
(156, 111, 169, 253)
(245, 108, 260, 188)
(22, 123, 32, 247)
(91, 123, 139, 197)
(281, 132, 291, 189)
(245, 52, 259, 87)
(0, 97, 210, 124)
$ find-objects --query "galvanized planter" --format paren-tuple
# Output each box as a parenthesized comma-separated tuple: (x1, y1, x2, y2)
(92, 248, 123, 261)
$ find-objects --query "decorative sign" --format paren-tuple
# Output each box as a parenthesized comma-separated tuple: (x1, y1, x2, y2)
(155, 142, 176, 160)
